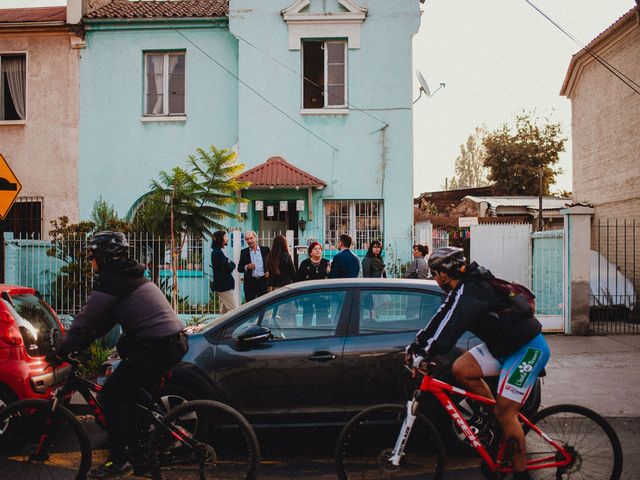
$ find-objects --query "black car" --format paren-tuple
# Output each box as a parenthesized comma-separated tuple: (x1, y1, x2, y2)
(168, 278, 541, 430)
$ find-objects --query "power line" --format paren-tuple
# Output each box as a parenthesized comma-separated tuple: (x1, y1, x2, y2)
(523, 0, 640, 96)
(161, 20, 340, 152)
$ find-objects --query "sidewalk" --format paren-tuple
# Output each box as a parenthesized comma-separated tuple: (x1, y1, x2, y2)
(541, 334, 640, 417)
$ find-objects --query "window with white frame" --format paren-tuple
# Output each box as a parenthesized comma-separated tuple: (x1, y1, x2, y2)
(324, 200, 382, 250)
(302, 41, 346, 110)
(0, 54, 26, 121)
(144, 52, 185, 116)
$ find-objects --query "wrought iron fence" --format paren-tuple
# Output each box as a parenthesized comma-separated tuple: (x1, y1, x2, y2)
(590, 218, 639, 333)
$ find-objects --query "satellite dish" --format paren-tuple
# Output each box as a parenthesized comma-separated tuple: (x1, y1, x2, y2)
(417, 70, 432, 97)
(414, 70, 445, 103)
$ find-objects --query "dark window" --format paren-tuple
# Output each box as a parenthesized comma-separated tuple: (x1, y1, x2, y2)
(2, 198, 42, 239)
(359, 290, 443, 334)
(0, 54, 26, 121)
(303, 41, 346, 109)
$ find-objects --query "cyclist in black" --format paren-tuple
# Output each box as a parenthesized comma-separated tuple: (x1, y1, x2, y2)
(51, 231, 188, 478)
(406, 247, 550, 480)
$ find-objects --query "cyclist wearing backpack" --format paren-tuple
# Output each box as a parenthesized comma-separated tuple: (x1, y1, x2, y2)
(49, 231, 188, 478)
(406, 247, 550, 480)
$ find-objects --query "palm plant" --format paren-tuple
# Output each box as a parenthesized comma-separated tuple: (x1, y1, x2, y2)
(130, 146, 249, 309)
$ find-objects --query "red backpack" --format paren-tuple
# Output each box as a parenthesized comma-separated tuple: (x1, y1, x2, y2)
(484, 275, 536, 316)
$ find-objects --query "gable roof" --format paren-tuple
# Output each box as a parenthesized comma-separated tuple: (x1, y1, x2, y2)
(560, 6, 638, 97)
(0, 6, 66, 24)
(237, 156, 326, 189)
(86, 0, 228, 20)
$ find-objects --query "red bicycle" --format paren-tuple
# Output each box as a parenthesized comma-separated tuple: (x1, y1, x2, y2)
(335, 354, 623, 479)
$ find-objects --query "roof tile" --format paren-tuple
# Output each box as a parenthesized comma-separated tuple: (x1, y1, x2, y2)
(0, 6, 66, 24)
(237, 156, 326, 189)
(86, 0, 228, 19)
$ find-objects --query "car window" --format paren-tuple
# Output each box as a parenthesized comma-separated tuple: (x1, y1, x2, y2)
(4, 294, 61, 356)
(226, 291, 347, 341)
(359, 289, 443, 334)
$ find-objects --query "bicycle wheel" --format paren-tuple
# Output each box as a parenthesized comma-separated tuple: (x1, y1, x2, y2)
(336, 404, 445, 480)
(148, 399, 259, 480)
(524, 404, 623, 480)
(0, 399, 92, 480)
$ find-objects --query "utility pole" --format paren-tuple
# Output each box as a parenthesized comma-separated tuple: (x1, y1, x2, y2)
(538, 169, 543, 231)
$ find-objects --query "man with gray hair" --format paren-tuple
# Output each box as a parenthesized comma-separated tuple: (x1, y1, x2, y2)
(237, 230, 270, 302)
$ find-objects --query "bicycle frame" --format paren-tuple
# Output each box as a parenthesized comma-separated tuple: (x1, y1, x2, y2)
(390, 370, 573, 475)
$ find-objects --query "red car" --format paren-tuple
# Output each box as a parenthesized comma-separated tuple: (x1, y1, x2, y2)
(0, 284, 68, 413)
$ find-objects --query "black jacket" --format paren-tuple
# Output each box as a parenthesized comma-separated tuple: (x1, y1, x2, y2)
(296, 258, 329, 282)
(59, 259, 184, 355)
(211, 246, 235, 292)
(416, 262, 542, 358)
(267, 253, 296, 288)
(237, 246, 270, 284)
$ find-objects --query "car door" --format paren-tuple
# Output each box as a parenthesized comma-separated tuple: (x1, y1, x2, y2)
(342, 287, 444, 413)
(213, 289, 351, 423)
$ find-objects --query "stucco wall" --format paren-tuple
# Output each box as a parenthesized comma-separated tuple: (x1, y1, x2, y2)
(0, 31, 80, 232)
(229, 0, 421, 250)
(570, 25, 640, 219)
(79, 20, 239, 218)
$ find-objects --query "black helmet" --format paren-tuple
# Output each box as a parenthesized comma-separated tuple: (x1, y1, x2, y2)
(428, 247, 466, 275)
(88, 231, 129, 261)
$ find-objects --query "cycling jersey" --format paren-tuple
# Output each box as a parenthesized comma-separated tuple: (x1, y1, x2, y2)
(416, 262, 542, 359)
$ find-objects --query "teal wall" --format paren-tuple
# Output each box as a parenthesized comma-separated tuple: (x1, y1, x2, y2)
(230, 0, 421, 255)
(79, 19, 239, 218)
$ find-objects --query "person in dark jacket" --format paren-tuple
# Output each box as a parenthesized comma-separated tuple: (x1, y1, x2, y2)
(405, 247, 549, 480)
(237, 230, 270, 302)
(265, 235, 296, 291)
(327, 233, 360, 279)
(296, 241, 330, 325)
(210, 230, 237, 313)
(362, 240, 386, 278)
(52, 231, 187, 479)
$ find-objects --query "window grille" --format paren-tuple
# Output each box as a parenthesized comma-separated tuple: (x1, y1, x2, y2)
(324, 200, 383, 250)
(2, 197, 43, 239)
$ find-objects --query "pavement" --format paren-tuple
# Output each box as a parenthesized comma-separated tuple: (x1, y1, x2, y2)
(541, 334, 640, 417)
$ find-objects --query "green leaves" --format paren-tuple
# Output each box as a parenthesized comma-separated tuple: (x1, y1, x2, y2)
(482, 113, 566, 196)
(131, 145, 250, 239)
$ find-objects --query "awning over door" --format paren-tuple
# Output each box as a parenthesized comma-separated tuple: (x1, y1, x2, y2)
(236, 156, 326, 189)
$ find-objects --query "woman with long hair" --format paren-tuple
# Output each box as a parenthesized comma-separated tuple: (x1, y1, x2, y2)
(362, 240, 386, 278)
(265, 235, 296, 291)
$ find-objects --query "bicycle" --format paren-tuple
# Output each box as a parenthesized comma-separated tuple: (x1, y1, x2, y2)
(0, 353, 260, 480)
(335, 354, 623, 480)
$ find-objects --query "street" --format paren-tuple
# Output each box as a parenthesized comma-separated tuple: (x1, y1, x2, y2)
(79, 416, 640, 479)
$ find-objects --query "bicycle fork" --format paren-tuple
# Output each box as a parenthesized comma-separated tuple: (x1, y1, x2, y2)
(389, 398, 420, 466)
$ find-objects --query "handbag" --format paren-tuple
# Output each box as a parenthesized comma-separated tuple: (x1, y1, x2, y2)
(406, 260, 419, 279)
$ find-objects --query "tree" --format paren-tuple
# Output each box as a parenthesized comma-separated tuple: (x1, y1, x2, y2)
(446, 126, 489, 190)
(482, 113, 566, 195)
(131, 146, 250, 308)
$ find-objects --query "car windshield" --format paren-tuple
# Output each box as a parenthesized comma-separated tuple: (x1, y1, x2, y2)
(3, 294, 61, 357)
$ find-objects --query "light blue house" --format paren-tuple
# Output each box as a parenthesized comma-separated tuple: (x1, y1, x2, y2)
(80, 0, 422, 263)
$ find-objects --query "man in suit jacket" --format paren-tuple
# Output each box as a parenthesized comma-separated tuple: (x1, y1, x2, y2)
(237, 231, 270, 302)
(327, 233, 361, 279)
(211, 230, 237, 313)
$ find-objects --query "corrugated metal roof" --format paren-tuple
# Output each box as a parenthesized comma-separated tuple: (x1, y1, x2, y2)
(0, 6, 66, 23)
(464, 196, 570, 210)
(237, 156, 326, 189)
(86, 0, 228, 19)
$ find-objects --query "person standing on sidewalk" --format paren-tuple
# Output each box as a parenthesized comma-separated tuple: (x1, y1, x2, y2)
(210, 230, 237, 313)
(402, 244, 430, 279)
(327, 233, 360, 279)
(237, 230, 270, 302)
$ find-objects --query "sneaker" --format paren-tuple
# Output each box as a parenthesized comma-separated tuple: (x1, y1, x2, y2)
(88, 460, 133, 479)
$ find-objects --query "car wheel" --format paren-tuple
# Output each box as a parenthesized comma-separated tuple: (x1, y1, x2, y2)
(158, 384, 197, 413)
(0, 385, 18, 434)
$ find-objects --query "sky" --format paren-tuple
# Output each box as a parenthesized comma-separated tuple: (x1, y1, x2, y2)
(2, 0, 636, 195)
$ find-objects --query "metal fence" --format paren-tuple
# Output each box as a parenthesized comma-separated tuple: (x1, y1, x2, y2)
(590, 218, 639, 333)
(5, 228, 438, 318)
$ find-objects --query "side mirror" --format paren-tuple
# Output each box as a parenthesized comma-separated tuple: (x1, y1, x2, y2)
(237, 324, 273, 347)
